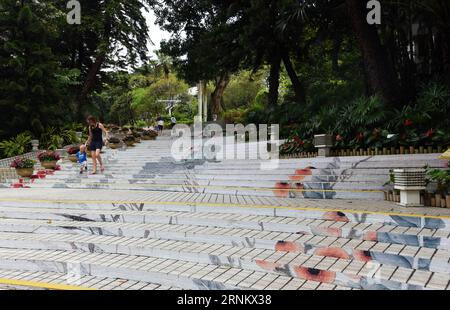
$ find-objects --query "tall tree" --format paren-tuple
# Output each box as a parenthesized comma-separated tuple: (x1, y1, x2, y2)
(0, 0, 62, 138)
(345, 0, 401, 105)
(73, 0, 152, 120)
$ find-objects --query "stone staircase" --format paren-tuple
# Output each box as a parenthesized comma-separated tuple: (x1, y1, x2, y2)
(0, 138, 449, 290)
(5, 138, 446, 200)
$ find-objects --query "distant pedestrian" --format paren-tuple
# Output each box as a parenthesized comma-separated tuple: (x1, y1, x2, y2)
(170, 116, 177, 128)
(157, 116, 164, 132)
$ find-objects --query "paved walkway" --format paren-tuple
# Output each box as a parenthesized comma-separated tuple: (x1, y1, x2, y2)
(0, 139, 449, 290)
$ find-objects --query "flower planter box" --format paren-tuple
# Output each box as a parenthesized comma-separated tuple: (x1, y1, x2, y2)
(108, 143, 121, 150)
(69, 155, 78, 163)
(41, 161, 57, 170)
(16, 168, 34, 178)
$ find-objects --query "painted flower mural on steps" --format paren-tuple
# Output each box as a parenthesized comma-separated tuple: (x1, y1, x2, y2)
(294, 267, 336, 284)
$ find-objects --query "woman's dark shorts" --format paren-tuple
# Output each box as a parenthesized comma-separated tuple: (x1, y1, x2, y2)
(89, 141, 103, 151)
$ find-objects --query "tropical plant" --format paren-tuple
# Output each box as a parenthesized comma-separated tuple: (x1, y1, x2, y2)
(0, 132, 33, 158)
(427, 163, 450, 195)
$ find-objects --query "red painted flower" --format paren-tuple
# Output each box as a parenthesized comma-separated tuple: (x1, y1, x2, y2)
(404, 119, 413, 126)
(426, 129, 435, 138)
(314, 247, 351, 259)
(273, 182, 291, 198)
(356, 133, 364, 141)
(294, 267, 336, 284)
(275, 241, 303, 253)
(353, 250, 373, 262)
(335, 134, 343, 142)
(323, 211, 349, 222)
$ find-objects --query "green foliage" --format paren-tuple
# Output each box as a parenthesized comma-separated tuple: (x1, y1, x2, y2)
(223, 71, 266, 110)
(427, 163, 450, 195)
(39, 127, 79, 151)
(134, 120, 148, 128)
(0, 132, 32, 159)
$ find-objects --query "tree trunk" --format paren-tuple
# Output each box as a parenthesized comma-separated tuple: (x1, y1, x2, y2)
(210, 73, 230, 119)
(441, 30, 450, 82)
(75, 17, 112, 121)
(281, 50, 306, 104)
(332, 34, 342, 74)
(75, 53, 106, 120)
(268, 51, 282, 106)
(345, 0, 401, 106)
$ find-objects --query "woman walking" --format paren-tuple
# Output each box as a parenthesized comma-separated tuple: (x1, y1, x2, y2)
(86, 116, 108, 174)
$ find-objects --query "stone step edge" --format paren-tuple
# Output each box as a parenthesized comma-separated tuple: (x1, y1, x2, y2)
(0, 268, 178, 290)
(0, 247, 437, 290)
(0, 231, 447, 274)
(0, 208, 448, 250)
(0, 252, 241, 291)
(0, 199, 447, 230)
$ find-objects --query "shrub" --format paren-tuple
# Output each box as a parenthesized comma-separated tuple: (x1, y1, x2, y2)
(0, 132, 32, 159)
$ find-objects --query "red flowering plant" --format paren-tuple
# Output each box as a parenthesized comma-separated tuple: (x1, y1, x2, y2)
(422, 129, 450, 147)
(37, 151, 61, 162)
(403, 119, 414, 127)
(348, 130, 368, 149)
(334, 134, 345, 149)
(10, 158, 36, 169)
(280, 132, 314, 155)
(67, 146, 81, 155)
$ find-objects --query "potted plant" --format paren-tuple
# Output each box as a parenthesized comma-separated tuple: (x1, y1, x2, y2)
(131, 131, 141, 143)
(142, 130, 158, 140)
(107, 137, 122, 149)
(10, 158, 36, 178)
(38, 151, 61, 170)
(427, 163, 450, 208)
(67, 146, 80, 163)
(123, 135, 135, 147)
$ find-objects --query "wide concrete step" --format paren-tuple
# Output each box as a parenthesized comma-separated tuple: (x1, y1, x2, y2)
(0, 242, 443, 290)
(0, 210, 448, 257)
(0, 248, 244, 290)
(0, 210, 449, 274)
(0, 268, 178, 290)
(0, 192, 448, 229)
(12, 184, 384, 200)
(29, 180, 384, 189)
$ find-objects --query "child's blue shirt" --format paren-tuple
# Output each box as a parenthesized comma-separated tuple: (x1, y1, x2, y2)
(76, 151, 87, 163)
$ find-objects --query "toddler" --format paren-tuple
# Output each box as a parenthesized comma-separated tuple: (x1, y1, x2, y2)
(76, 145, 88, 174)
